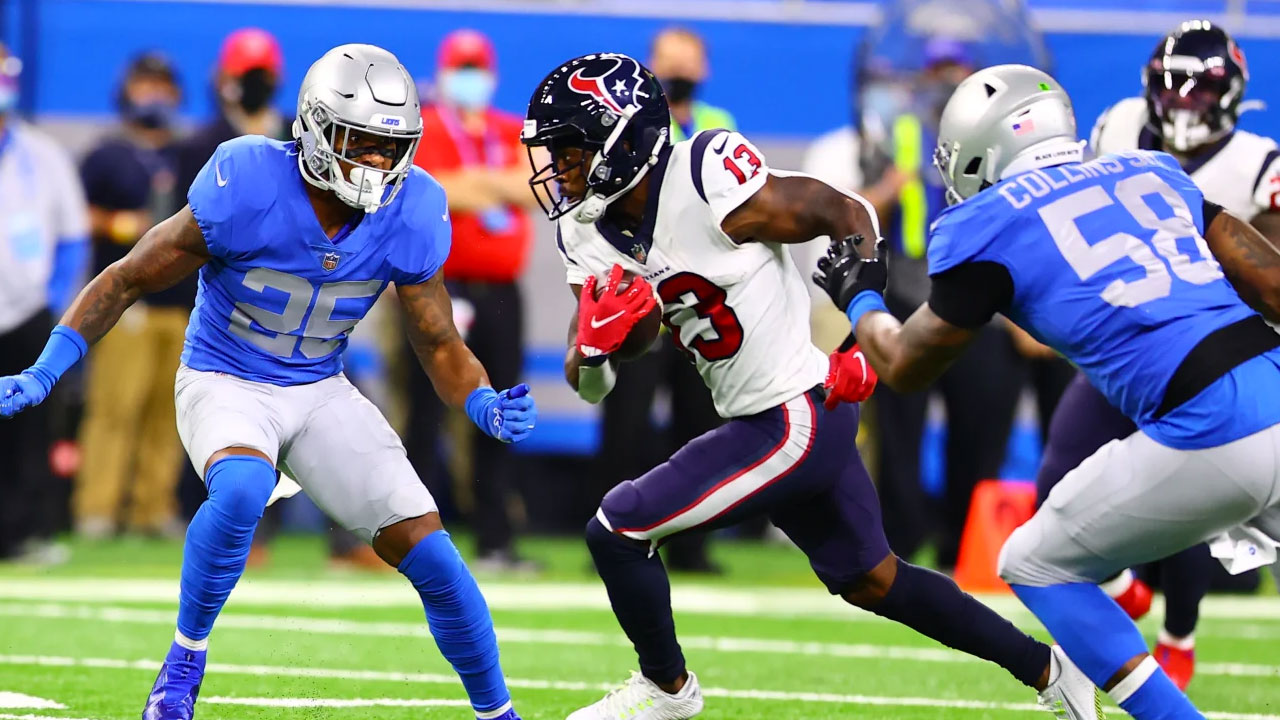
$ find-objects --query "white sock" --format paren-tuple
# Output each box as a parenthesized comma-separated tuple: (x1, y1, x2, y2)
(1098, 568, 1134, 598)
(1158, 629, 1195, 650)
(1046, 647, 1063, 686)
(174, 630, 208, 652)
(475, 700, 512, 719)
(1107, 656, 1159, 705)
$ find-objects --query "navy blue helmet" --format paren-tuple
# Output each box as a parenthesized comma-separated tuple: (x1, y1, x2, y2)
(1143, 20, 1248, 152)
(520, 53, 670, 222)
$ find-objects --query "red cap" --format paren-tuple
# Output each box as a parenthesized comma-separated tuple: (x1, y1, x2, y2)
(219, 28, 283, 77)
(438, 29, 495, 72)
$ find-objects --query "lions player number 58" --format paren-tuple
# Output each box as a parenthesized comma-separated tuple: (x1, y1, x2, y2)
(1038, 171, 1223, 308)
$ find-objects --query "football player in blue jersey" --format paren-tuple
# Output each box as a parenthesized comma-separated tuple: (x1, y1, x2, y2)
(816, 63, 1280, 719)
(0, 44, 533, 720)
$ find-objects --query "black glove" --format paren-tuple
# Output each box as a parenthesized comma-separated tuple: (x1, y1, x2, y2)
(812, 234, 888, 313)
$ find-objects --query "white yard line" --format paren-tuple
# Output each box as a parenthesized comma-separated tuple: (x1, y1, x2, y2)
(0, 654, 1274, 720)
(1, 602, 1275, 680)
(0, 576, 1277, 621)
(0, 693, 65, 710)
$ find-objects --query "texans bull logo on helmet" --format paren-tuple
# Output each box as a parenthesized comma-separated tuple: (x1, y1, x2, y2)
(565, 55, 652, 117)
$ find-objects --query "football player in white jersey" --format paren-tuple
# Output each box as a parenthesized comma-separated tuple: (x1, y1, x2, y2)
(1037, 20, 1280, 689)
(521, 53, 1101, 720)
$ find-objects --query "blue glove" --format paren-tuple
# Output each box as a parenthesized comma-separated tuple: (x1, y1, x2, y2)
(0, 325, 87, 418)
(465, 383, 537, 443)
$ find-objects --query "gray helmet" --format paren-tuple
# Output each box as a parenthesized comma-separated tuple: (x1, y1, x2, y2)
(293, 44, 422, 214)
(933, 64, 1083, 205)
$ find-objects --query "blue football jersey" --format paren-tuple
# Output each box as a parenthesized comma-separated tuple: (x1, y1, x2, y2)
(929, 149, 1280, 449)
(182, 136, 450, 385)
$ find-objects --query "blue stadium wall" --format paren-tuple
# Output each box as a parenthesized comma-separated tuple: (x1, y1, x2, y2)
(14, 0, 1280, 140)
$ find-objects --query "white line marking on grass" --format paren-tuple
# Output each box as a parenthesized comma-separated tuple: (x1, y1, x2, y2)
(1, 577, 1277, 621)
(0, 715, 96, 720)
(0, 654, 1276, 719)
(0, 693, 65, 709)
(204, 697, 470, 708)
(3, 602, 1276, 680)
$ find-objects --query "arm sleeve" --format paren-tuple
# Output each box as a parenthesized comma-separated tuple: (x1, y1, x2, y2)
(1203, 199, 1224, 232)
(690, 130, 770, 226)
(927, 261, 1014, 329)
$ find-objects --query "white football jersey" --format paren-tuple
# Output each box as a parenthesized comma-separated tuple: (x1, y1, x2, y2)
(557, 130, 842, 418)
(1091, 97, 1280, 220)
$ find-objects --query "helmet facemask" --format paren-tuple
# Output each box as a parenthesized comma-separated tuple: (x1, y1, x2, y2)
(523, 110, 667, 224)
(524, 126, 598, 221)
(1145, 60, 1242, 153)
(296, 100, 420, 214)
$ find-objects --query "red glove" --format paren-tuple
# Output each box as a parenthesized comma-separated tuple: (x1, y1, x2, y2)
(824, 342, 878, 410)
(577, 264, 657, 359)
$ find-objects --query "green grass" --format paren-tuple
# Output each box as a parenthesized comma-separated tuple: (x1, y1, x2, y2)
(0, 535, 1277, 720)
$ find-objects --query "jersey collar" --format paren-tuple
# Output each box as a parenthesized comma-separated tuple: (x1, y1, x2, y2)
(594, 144, 671, 264)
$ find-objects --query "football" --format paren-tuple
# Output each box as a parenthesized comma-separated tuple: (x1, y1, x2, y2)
(596, 271, 663, 361)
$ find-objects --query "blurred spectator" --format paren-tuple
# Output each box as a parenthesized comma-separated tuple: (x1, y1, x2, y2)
(810, 38, 1027, 569)
(171, 27, 288, 204)
(0, 43, 90, 563)
(74, 52, 187, 540)
(587, 27, 738, 575)
(409, 29, 539, 572)
(650, 26, 735, 142)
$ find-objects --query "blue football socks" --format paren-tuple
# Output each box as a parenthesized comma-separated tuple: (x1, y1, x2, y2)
(1012, 582, 1203, 718)
(176, 456, 275, 643)
(398, 529, 510, 716)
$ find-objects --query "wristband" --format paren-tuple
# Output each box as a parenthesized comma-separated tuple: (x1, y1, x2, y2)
(26, 325, 89, 393)
(464, 386, 502, 439)
(845, 290, 889, 335)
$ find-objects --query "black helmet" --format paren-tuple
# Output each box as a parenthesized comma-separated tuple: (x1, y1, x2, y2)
(1143, 20, 1247, 152)
(520, 53, 670, 222)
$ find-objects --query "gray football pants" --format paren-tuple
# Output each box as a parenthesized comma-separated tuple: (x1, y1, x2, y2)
(1000, 424, 1280, 586)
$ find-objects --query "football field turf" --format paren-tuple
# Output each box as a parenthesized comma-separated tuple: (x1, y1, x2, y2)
(0, 535, 1276, 720)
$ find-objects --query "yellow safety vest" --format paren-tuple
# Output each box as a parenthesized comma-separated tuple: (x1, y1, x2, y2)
(892, 114, 927, 259)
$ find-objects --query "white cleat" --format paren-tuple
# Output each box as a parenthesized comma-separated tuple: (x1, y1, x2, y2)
(567, 670, 703, 720)
(1038, 645, 1106, 719)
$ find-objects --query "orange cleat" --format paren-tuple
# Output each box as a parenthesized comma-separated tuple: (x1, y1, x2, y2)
(1110, 576, 1153, 621)
(1153, 641, 1195, 691)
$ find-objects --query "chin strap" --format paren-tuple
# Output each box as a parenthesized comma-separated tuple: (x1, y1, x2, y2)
(571, 125, 668, 225)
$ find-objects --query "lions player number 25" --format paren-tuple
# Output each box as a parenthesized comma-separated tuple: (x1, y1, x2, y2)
(657, 272, 744, 362)
(1038, 171, 1223, 308)
(229, 268, 382, 358)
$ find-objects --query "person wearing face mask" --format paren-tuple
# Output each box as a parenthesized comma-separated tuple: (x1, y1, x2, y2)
(408, 29, 541, 573)
(74, 52, 190, 541)
(0, 42, 90, 562)
(649, 27, 735, 143)
(170, 27, 287, 223)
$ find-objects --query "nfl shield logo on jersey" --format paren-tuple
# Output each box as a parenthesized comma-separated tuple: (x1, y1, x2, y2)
(631, 243, 648, 263)
(321, 252, 341, 272)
